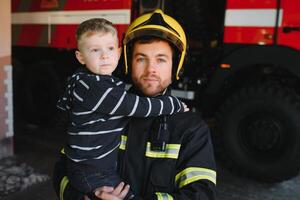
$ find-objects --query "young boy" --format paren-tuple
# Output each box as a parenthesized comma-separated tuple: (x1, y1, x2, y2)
(57, 18, 188, 199)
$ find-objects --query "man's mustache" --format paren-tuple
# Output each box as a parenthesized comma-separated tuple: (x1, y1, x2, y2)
(141, 74, 160, 81)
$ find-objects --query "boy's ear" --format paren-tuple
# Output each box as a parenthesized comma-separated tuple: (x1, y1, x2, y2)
(75, 50, 85, 65)
(118, 47, 122, 59)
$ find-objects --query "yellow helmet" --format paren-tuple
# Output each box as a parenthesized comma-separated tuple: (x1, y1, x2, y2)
(123, 9, 187, 80)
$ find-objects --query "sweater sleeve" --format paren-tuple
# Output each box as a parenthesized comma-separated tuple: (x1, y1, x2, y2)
(73, 76, 185, 117)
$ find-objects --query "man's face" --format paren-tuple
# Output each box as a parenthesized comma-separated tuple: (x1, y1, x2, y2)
(131, 40, 173, 96)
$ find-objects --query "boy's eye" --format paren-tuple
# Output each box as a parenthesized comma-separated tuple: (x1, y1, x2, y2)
(91, 49, 99, 52)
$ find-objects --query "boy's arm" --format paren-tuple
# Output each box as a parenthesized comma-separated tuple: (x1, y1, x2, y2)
(75, 77, 185, 117)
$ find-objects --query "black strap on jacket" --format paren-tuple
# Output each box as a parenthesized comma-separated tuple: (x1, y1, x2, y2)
(127, 86, 172, 152)
(150, 116, 170, 152)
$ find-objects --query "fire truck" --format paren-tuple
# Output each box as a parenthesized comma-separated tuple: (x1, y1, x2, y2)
(12, 0, 300, 183)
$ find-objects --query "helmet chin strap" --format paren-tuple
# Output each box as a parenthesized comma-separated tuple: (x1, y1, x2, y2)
(161, 87, 170, 95)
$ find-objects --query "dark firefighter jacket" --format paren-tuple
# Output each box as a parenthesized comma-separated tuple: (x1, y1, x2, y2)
(53, 89, 217, 200)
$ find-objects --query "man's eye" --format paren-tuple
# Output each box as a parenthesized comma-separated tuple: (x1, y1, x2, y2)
(136, 57, 145, 62)
(109, 47, 115, 51)
(91, 49, 99, 52)
(158, 58, 166, 63)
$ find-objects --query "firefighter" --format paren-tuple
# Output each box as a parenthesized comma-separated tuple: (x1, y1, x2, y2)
(53, 9, 217, 200)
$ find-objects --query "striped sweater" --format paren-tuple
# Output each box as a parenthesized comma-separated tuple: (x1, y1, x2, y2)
(57, 67, 184, 169)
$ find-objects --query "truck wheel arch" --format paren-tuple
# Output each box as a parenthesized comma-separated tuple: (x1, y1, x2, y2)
(205, 45, 300, 95)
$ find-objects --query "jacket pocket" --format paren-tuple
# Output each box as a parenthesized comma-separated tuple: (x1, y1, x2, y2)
(150, 159, 176, 191)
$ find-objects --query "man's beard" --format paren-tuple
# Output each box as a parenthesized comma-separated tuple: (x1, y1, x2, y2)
(132, 76, 166, 96)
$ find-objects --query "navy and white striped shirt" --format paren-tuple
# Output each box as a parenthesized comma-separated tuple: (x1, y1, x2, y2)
(57, 67, 184, 169)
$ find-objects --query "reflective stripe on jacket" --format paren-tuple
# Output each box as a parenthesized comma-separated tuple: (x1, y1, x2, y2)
(118, 111, 217, 200)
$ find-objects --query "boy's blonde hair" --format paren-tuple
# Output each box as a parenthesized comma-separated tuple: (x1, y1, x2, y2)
(76, 18, 118, 47)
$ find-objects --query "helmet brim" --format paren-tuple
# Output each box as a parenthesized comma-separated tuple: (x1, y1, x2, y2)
(124, 27, 184, 52)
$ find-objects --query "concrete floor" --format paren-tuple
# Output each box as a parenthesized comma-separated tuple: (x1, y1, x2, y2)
(216, 167, 300, 200)
(2, 123, 300, 200)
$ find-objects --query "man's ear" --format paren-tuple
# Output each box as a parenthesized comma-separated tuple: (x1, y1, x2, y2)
(75, 50, 85, 65)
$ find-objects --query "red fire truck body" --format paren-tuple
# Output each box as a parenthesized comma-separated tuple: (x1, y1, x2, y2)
(12, 0, 131, 48)
(224, 0, 300, 49)
(12, 0, 300, 183)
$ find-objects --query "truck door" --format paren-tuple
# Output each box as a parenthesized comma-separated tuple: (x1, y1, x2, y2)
(277, 0, 300, 51)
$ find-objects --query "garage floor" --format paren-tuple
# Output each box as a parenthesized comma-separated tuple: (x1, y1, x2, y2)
(2, 123, 300, 200)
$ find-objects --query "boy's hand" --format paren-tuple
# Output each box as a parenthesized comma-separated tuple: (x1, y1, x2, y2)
(182, 102, 189, 112)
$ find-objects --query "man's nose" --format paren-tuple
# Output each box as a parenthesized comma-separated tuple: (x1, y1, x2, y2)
(146, 60, 156, 73)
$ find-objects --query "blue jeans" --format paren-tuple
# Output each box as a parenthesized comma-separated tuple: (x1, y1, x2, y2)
(67, 162, 121, 194)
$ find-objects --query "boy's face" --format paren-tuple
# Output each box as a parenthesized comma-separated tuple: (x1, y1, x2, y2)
(75, 32, 121, 75)
(131, 40, 173, 96)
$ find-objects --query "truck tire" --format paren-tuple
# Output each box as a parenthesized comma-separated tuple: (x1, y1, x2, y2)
(213, 83, 300, 182)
